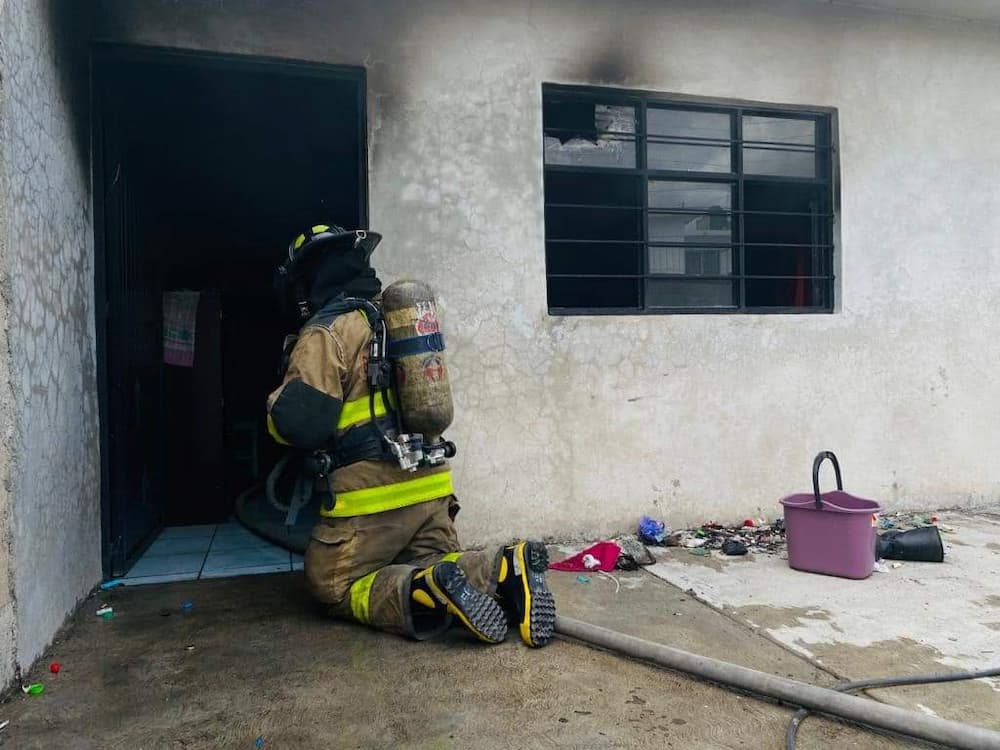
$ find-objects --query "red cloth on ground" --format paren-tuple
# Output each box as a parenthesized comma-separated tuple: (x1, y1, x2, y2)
(549, 541, 621, 572)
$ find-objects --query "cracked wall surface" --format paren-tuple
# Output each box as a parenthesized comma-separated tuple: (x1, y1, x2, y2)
(93, 0, 1000, 549)
(0, 0, 16, 689)
(0, 0, 99, 675)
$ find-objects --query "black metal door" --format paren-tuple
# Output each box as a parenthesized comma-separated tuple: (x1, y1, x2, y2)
(97, 67, 166, 576)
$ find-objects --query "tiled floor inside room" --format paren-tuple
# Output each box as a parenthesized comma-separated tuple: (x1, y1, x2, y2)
(122, 522, 303, 586)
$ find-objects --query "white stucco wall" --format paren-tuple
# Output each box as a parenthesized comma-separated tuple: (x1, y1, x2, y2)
(93, 0, 1000, 546)
(0, 0, 99, 674)
(0, 0, 17, 689)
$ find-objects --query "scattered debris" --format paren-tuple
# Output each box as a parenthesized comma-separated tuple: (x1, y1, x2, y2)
(0, 719, 9, 732)
(159, 608, 171, 617)
(669, 519, 787, 556)
(581, 554, 600, 570)
(99, 579, 124, 591)
(576, 575, 591, 583)
(550, 542, 621, 572)
(255, 736, 265, 749)
(21, 683, 44, 696)
(597, 571, 621, 593)
(185, 644, 196, 652)
(612, 534, 655, 568)
(181, 600, 194, 613)
(878, 512, 948, 532)
(49, 662, 60, 674)
(95, 605, 114, 620)
(637, 516, 667, 545)
(615, 555, 640, 571)
(722, 540, 748, 556)
(873, 561, 889, 573)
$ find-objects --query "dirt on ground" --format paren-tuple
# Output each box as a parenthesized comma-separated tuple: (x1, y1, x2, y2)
(0, 568, 921, 749)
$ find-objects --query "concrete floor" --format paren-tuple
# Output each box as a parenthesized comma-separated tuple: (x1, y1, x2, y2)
(0, 555, 933, 750)
(646, 507, 1000, 733)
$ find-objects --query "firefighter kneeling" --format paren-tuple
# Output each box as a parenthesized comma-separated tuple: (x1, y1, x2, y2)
(267, 224, 555, 646)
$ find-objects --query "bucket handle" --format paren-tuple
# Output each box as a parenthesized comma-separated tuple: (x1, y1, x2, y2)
(812, 451, 843, 510)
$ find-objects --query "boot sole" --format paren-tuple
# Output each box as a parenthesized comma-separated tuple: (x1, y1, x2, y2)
(427, 563, 508, 644)
(515, 542, 556, 647)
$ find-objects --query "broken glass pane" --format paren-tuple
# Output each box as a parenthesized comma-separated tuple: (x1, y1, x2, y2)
(544, 102, 637, 168)
(545, 136, 636, 168)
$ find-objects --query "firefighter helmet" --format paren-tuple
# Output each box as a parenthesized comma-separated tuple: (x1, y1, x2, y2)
(285, 224, 381, 269)
(276, 224, 383, 321)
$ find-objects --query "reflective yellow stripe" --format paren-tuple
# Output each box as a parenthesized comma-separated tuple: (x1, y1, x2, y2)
(440, 552, 462, 563)
(266, 414, 291, 446)
(349, 570, 379, 624)
(337, 391, 392, 430)
(323, 471, 453, 518)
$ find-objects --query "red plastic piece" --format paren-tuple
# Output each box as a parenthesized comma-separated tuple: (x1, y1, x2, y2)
(49, 662, 61, 674)
(743, 518, 755, 527)
(549, 541, 622, 572)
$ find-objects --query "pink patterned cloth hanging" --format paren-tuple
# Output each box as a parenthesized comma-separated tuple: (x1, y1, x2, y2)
(163, 291, 200, 367)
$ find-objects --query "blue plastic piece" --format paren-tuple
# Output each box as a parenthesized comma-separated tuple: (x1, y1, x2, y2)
(638, 515, 666, 544)
(100, 579, 124, 590)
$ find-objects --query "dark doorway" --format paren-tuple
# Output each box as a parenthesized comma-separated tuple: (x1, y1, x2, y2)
(94, 47, 366, 576)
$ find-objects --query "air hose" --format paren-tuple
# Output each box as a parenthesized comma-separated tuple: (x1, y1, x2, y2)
(786, 667, 1000, 749)
(555, 616, 1000, 750)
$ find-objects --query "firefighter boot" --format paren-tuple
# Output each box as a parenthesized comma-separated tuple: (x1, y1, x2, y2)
(494, 541, 556, 647)
(411, 562, 508, 644)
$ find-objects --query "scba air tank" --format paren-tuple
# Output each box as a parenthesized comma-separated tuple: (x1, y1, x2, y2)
(382, 280, 454, 447)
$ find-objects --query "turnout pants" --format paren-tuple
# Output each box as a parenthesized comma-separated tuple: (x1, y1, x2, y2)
(305, 495, 502, 638)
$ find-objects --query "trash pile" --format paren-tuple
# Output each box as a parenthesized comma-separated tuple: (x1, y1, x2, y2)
(550, 515, 788, 576)
(877, 512, 954, 534)
(639, 514, 787, 557)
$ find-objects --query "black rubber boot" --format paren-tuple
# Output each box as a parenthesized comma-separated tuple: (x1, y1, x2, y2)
(495, 541, 556, 647)
(877, 526, 945, 562)
(412, 562, 508, 644)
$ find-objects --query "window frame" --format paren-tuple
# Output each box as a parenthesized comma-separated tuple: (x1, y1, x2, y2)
(542, 84, 838, 315)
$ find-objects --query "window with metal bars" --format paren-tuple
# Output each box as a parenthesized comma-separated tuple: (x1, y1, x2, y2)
(542, 85, 835, 314)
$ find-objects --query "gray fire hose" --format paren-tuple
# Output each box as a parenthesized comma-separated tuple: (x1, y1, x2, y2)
(555, 616, 1000, 750)
(786, 667, 1000, 749)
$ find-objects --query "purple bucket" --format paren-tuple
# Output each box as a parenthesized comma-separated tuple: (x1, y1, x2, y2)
(779, 452, 881, 580)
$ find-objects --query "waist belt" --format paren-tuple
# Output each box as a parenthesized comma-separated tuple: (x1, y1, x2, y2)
(333, 417, 396, 468)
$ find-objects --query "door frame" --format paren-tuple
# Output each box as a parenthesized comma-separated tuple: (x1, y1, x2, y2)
(92, 43, 368, 576)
